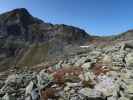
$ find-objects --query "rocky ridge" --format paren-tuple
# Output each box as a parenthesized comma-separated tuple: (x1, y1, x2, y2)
(0, 41, 133, 100)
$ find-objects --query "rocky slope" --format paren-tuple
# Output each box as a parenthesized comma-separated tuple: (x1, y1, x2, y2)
(1, 8, 133, 100)
(0, 8, 90, 69)
(0, 41, 133, 100)
(115, 30, 133, 41)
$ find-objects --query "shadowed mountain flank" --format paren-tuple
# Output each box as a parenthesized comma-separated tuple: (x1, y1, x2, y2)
(0, 8, 91, 69)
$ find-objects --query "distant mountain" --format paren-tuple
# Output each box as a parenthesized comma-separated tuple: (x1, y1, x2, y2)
(115, 30, 133, 41)
(0, 8, 91, 69)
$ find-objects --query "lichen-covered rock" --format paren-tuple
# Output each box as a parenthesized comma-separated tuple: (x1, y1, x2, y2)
(74, 57, 88, 67)
(2, 93, 9, 100)
(5, 74, 17, 85)
(125, 83, 133, 94)
(118, 97, 130, 100)
(2, 93, 16, 100)
(25, 81, 34, 97)
(0, 81, 4, 89)
(95, 75, 118, 97)
(37, 70, 53, 89)
(82, 71, 95, 81)
(125, 52, 133, 67)
(31, 88, 40, 100)
(78, 88, 102, 99)
(102, 54, 112, 67)
(81, 62, 92, 71)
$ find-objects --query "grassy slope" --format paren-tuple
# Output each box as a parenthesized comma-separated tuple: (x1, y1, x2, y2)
(17, 43, 49, 67)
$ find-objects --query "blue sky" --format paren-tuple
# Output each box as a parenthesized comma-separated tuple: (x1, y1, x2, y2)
(0, 0, 133, 36)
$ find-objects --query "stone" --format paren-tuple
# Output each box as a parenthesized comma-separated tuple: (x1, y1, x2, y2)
(120, 69, 132, 81)
(121, 42, 133, 50)
(18, 73, 35, 87)
(125, 84, 133, 94)
(125, 53, 133, 67)
(2, 93, 9, 100)
(89, 51, 102, 58)
(74, 57, 88, 67)
(95, 75, 118, 97)
(68, 56, 79, 65)
(61, 63, 71, 69)
(83, 72, 91, 81)
(78, 74, 84, 81)
(66, 82, 82, 88)
(31, 88, 40, 100)
(107, 96, 117, 100)
(118, 97, 130, 100)
(69, 96, 80, 100)
(25, 96, 31, 100)
(111, 51, 126, 68)
(5, 73, 32, 88)
(2, 93, 15, 100)
(102, 54, 112, 67)
(111, 65, 121, 71)
(82, 71, 95, 81)
(78, 88, 102, 99)
(107, 71, 118, 78)
(0, 81, 4, 89)
(64, 86, 70, 91)
(5, 74, 17, 85)
(64, 75, 80, 83)
(54, 60, 64, 70)
(25, 81, 34, 96)
(37, 70, 53, 89)
(81, 62, 92, 71)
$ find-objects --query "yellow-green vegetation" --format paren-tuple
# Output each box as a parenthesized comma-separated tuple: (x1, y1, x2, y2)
(17, 42, 49, 67)
(0, 57, 15, 71)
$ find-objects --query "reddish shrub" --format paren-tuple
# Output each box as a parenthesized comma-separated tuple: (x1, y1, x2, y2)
(52, 67, 83, 85)
(41, 88, 57, 100)
(92, 63, 111, 76)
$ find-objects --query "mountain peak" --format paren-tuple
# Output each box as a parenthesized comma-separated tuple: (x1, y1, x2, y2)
(0, 8, 41, 27)
(11, 8, 29, 12)
(7, 8, 31, 16)
(0, 8, 32, 19)
(12, 8, 28, 11)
